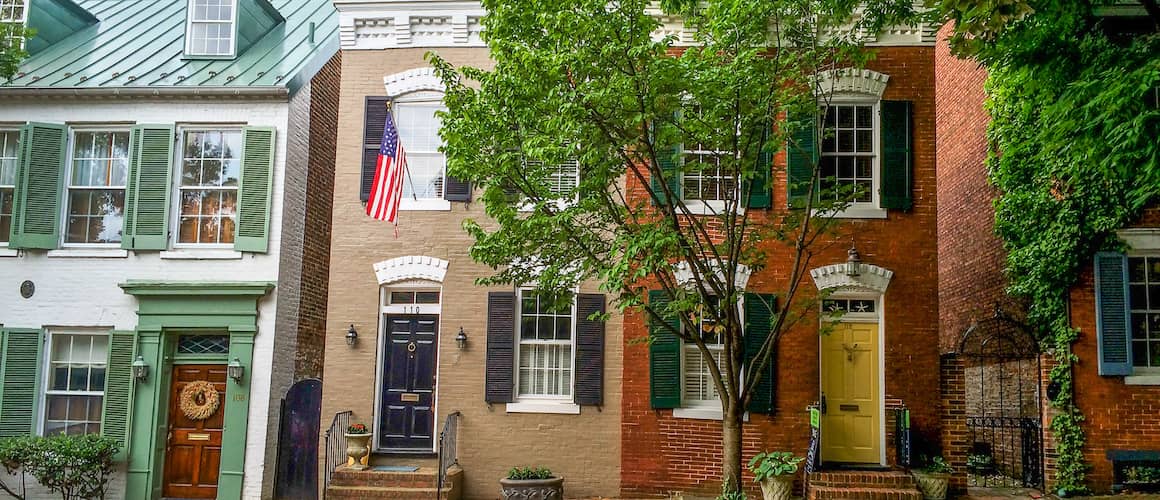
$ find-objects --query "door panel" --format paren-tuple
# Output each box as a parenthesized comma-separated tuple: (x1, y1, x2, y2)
(378, 315, 438, 450)
(820, 322, 881, 464)
(163, 364, 227, 499)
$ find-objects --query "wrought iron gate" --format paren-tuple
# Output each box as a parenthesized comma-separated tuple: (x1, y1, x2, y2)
(959, 307, 1044, 489)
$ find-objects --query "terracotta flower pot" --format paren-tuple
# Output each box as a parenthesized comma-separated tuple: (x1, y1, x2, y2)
(344, 433, 372, 471)
(758, 475, 794, 500)
(911, 471, 949, 500)
(499, 476, 564, 500)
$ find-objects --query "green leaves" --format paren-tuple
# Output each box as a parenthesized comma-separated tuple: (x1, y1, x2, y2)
(507, 466, 553, 480)
(0, 434, 120, 500)
(747, 451, 804, 481)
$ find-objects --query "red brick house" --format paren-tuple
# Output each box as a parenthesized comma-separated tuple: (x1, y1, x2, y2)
(621, 28, 945, 498)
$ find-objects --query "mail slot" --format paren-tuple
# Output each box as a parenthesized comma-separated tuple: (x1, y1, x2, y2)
(839, 404, 859, 412)
(188, 433, 211, 441)
(400, 393, 420, 402)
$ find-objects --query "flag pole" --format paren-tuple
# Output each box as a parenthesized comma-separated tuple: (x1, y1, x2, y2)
(387, 100, 421, 201)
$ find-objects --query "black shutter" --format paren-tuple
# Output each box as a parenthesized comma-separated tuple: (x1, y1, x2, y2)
(648, 290, 682, 409)
(1094, 252, 1133, 375)
(485, 292, 516, 403)
(361, 97, 390, 201)
(445, 176, 471, 202)
(880, 100, 914, 211)
(574, 294, 606, 406)
(744, 293, 777, 414)
(787, 112, 817, 209)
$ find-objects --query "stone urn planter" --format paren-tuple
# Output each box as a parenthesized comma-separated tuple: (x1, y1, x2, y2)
(499, 476, 564, 500)
(911, 471, 949, 500)
(343, 425, 372, 471)
(757, 475, 794, 500)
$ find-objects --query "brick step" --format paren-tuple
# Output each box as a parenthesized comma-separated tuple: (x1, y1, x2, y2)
(807, 485, 923, 500)
(808, 471, 916, 489)
(325, 485, 452, 499)
(330, 466, 438, 489)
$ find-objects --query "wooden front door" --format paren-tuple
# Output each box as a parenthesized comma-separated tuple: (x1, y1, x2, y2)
(820, 322, 881, 464)
(163, 364, 227, 498)
(378, 315, 438, 451)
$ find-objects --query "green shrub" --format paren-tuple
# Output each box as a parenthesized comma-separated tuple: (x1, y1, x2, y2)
(0, 434, 120, 500)
(506, 466, 553, 480)
(747, 451, 804, 481)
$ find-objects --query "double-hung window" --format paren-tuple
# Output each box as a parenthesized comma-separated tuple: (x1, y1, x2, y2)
(185, 0, 236, 56)
(177, 129, 241, 245)
(682, 298, 728, 407)
(0, 0, 26, 49)
(42, 332, 108, 436)
(65, 130, 129, 245)
(1129, 256, 1160, 370)
(516, 289, 575, 400)
(819, 103, 877, 205)
(682, 142, 738, 209)
(0, 130, 17, 244)
(394, 93, 447, 204)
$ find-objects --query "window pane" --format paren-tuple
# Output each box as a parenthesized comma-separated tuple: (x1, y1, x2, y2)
(395, 101, 448, 200)
(0, 187, 11, 243)
(0, 130, 20, 185)
(1130, 257, 1148, 282)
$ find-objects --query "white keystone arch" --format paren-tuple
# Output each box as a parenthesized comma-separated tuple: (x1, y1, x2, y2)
(674, 261, 752, 290)
(815, 68, 890, 97)
(373, 256, 449, 285)
(383, 67, 445, 97)
(809, 262, 894, 294)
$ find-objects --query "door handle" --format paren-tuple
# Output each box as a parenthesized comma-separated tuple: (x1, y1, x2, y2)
(819, 393, 827, 414)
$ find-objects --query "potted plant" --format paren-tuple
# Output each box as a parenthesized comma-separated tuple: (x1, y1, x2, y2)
(344, 423, 372, 471)
(499, 466, 563, 500)
(911, 455, 953, 500)
(747, 451, 803, 500)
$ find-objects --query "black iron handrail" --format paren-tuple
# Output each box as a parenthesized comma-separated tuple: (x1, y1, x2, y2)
(322, 410, 352, 499)
(436, 411, 462, 500)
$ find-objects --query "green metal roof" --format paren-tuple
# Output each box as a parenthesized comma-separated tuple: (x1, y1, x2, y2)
(4, 0, 337, 94)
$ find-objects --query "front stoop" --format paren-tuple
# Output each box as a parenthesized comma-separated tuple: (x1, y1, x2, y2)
(807, 471, 924, 500)
(327, 464, 463, 500)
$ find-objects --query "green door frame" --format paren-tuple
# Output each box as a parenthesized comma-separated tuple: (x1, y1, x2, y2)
(119, 281, 274, 500)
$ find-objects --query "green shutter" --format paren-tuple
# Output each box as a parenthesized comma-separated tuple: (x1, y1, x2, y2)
(0, 329, 44, 437)
(746, 124, 773, 209)
(10, 123, 67, 250)
(649, 146, 681, 206)
(648, 290, 681, 409)
(235, 127, 276, 253)
(787, 113, 817, 209)
(880, 100, 913, 211)
(744, 293, 776, 414)
(124, 125, 174, 251)
(102, 330, 136, 460)
(1094, 252, 1133, 376)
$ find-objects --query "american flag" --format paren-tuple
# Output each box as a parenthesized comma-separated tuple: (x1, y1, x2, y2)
(365, 110, 407, 223)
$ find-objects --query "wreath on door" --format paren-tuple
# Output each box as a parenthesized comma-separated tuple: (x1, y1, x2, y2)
(179, 381, 221, 421)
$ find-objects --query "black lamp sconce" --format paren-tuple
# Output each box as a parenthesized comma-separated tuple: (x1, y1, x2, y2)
(456, 327, 468, 350)
(346, 324, 359, 346)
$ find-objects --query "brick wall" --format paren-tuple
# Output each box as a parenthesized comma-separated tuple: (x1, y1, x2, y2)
(620, 46, 941, 497)
(319, 48, 623, 499)
(941, 355, 969, 494)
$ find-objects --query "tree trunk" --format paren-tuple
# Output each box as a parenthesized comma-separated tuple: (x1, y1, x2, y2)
(721, 402, 745, 493)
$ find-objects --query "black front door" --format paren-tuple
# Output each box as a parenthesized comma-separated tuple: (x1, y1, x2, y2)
(378, 314, 438, 451)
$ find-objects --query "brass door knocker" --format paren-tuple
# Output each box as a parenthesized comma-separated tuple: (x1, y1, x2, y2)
(842, 343, 859, 362)
(407, 341, 417, 358)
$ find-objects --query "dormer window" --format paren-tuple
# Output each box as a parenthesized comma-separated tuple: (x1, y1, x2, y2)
(0, 0, 27, 49)
(185, 0, 236, 57)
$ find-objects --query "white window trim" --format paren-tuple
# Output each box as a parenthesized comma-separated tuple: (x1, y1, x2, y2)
(517, 158, 580, 213)
(0, 127, 19, 249)
(676, 296, 745, 415)
(37, 329, 109, 436)
(507, 287, 579, 412)
(171, 126, 243, 248)
(811, 97, 886, 220)
(184, 0, 238, 57)
(47, 248, 129, 258)
(673, 406, 750, 421)
(393, 90, 450, 209)
(679, 145, 745, 212)
(60, 127, 132, 248)
(1124, 252, 1160, 378)
(1, 0, 28, 50)
(159, 248, 243, 260)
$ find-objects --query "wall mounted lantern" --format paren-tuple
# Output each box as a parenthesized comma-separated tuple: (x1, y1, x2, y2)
(455, 327, 468, 350)
(227, 358, 245, 384)
(131, 356, 149, 382)
(845, 245, 862, 277)
(346, 324, 359, 346)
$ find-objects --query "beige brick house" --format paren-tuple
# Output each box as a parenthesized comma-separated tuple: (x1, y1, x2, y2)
(319, 1, 623, 498)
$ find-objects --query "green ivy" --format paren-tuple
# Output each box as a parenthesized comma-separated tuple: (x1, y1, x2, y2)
(982, 3, 1159, 494)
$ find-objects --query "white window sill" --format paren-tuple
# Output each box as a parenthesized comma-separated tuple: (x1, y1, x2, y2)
(505, 401, 581, 415)
(517, 199, 575, 213)
(47, 248, 128, 258)
(812, 205, 888, 219)
(399, 198, 451, 211)
(673, 407, 750, 421)
(680, 200, 744, 216)
(0, 247, 18, 258)
(1125, 374, 1160, 386)
(160, 249, 243, 260)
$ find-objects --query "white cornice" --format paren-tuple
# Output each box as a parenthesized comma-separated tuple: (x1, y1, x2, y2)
(334, 1, 936, 50)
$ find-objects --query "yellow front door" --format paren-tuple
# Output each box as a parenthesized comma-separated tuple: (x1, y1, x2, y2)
(820, 322, 881, 464)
